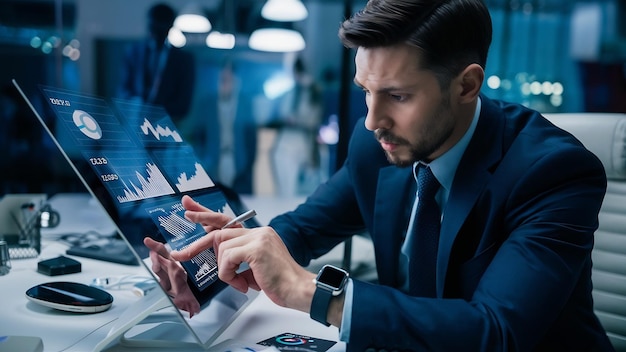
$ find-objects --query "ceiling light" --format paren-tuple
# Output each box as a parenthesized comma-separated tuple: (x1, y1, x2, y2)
(206, 32, 235, 50)
(174, 3, 211, 33)
(168, 27, 187, 48)
(261, 0, 308, 22)
(249, 28, 305, 52)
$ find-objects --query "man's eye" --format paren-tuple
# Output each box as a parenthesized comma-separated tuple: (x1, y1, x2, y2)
(390, 94, 405, 101)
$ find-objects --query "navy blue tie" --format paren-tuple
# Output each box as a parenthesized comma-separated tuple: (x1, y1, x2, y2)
(409, 164, 441, 297)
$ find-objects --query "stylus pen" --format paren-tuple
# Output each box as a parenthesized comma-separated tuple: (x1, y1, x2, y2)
(222, 209, 257, 229)
(164, 209, 257, 254)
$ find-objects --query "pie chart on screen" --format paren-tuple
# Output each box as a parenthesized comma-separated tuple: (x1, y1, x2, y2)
(72, 109, 102, 139)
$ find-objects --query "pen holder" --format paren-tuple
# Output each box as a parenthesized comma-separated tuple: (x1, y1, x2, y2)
(1, 202, 60, 260)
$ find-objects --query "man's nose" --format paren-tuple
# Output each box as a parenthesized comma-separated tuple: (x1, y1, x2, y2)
(364, 99, 389, 131)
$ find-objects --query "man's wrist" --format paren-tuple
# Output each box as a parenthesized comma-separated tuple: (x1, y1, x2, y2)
(326, 290, 346, 327)
(283, 270, 317, 313)
(310, 265, 349, 326)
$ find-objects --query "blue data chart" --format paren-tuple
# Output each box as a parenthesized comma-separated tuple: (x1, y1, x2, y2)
(112, 98, 184, 146)
(152, 145, 215, 192)
(147, 202, 203, 249)
(41, 88, 135, 148)
(144, 193, 234, 290)
(83, 149, 175, 204)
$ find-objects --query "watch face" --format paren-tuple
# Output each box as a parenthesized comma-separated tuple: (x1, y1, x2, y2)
(317, 265, 348, 290)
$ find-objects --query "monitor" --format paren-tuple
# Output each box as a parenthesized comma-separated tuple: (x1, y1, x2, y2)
(12, 79, 259, 351)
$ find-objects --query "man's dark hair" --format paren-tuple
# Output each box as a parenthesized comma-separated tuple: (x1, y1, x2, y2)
(148, 3, 177, 28)
(147, 3, 177, 43)
(338, 0, 492, 88)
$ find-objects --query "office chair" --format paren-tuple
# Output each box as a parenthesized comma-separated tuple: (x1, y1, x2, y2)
(545, 113, 626, 352)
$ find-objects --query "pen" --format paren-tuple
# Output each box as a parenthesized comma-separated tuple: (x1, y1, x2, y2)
(164, 209, 257, 253)
(221, 209, 257, 229)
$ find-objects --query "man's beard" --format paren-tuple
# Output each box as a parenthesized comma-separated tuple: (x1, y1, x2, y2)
(375, 105, 454, 167)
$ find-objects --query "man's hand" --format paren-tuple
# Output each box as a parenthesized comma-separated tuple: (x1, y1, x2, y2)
(171, 195, 317, 312)
(143, 237, 200, 318)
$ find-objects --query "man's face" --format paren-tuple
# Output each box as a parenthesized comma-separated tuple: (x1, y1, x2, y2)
(354, 44, 457, 166)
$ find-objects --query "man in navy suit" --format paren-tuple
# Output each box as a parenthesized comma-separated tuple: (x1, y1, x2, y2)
(117, 3, 195, 123)
(147, 0, 614, 350)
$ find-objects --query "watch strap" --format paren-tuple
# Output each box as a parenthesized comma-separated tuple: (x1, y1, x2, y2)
(310, 285, 332, 326)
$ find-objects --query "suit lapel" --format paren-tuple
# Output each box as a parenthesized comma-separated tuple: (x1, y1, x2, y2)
(373, 165, 415, 287)
(436, 98, 505, 295)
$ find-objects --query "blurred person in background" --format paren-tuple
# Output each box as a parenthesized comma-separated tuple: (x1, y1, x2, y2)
(201, 59, 257, 195)
(271, 57, 323, 196)
(117, 3, 195, 124)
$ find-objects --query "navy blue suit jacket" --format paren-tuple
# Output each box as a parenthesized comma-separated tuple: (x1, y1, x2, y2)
(270, 96, 614, 351)
(118, 41, 195, 123)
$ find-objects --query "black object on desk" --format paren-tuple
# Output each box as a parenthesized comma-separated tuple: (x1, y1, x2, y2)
(66, 239, 139, 266)
(25, 281, 113, 313)
(37, 255, 81, 276)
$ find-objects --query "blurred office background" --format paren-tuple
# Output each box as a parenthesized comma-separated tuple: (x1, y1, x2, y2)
(1, 0, 625, 197)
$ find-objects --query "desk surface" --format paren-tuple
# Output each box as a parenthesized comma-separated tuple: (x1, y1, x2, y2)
(0, 193, 346, 351)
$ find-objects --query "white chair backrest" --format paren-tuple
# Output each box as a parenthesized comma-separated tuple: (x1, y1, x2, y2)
(545, 113, 626, 351)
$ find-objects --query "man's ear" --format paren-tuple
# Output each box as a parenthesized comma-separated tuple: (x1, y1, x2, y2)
(455, 63, 484, 103)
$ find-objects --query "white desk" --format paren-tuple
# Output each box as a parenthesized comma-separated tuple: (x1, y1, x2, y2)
(0, 193, 346, 351)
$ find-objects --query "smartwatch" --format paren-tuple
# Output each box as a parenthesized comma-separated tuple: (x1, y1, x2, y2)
(310, 264, 349, 326)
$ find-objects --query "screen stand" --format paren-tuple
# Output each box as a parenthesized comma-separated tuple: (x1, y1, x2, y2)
(93, 291, 203, 351)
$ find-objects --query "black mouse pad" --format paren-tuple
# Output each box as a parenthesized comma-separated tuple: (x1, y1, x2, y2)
(66, 238, 138, 266)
